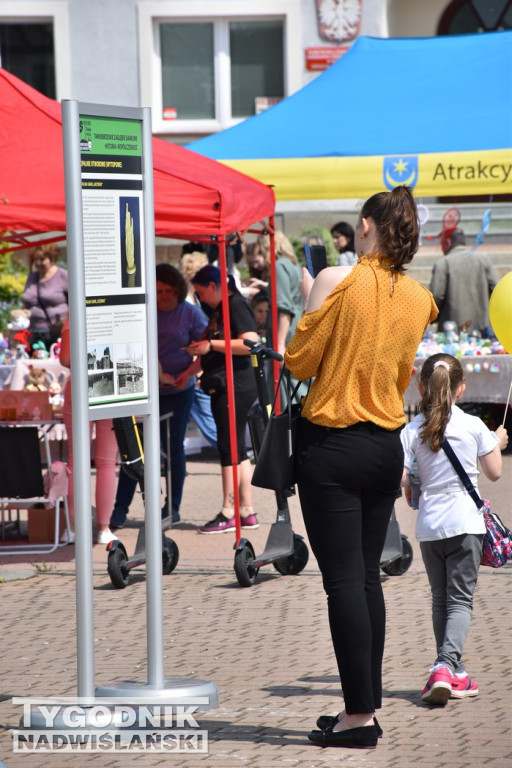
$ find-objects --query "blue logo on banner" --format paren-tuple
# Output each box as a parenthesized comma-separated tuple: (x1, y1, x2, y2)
(383, 156, 418, 190)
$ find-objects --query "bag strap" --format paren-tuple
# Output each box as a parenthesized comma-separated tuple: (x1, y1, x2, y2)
(270, 366, 292, 420)
(36, 274, 54, 326)
(442, 438, 484, 509)
(269, 366, 307, 425)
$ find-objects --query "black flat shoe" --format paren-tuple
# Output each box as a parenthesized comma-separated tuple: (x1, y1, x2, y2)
(308, 725, 378, 749)
(315, 714, 383, 738)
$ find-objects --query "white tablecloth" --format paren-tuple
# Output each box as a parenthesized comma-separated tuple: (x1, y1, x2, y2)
(3, 357, 70, 392)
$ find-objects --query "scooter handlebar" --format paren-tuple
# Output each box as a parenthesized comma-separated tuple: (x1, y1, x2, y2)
(244, 338, 283, 361)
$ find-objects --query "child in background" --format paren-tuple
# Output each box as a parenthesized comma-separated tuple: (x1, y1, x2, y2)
(401, 353, 508, 705)
(250, 292, 270, 344)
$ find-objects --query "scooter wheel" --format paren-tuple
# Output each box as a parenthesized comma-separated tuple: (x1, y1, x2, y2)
(381, 536, 413, 576)
(162, 537, 179, 575)
(234, 544, 259, 587)
(108, 548, 130, 589)
(273, 536, 309, 575)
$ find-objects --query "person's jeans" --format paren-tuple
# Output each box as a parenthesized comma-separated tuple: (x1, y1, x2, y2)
(296, 419, 403, 714)
(420, 533, 483, 674)
(159, 385, 195, 519)
(190, 386, 217, 448)
(110, 468, 137, 527)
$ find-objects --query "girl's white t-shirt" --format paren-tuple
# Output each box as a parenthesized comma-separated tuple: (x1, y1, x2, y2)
(401, 405, 498, 541)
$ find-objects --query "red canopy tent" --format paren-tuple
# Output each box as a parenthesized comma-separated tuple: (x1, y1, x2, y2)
(0, 67, 275, 245)
(0, 67, 278, 537)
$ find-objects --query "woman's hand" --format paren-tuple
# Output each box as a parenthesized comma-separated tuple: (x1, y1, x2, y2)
(242, 278, 268, 300)
(173, 357, 204, 390)
(185, 340, 210, 356)
(173, 371, 192, 390)
(160, 372, 176, 387)
(299, 267, 314, 305)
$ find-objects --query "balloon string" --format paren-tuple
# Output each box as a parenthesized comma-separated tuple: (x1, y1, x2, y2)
(503, 378, 512, 427)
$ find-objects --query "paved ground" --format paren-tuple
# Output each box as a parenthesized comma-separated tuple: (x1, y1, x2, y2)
(0, 448, 511, 767)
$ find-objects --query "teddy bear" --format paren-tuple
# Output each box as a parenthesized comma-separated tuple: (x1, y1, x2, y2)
(8, 307, 31, 329)
(31, 340, 49, 359)
(24, 365, 49, 392)
(8, 308, 32, 352)
(48, 380, 64, 409)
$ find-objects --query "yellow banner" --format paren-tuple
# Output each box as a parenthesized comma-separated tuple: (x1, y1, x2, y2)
(222, 149, 512, 200)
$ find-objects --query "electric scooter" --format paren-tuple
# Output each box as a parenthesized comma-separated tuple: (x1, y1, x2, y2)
(232, 340, 309, 587)
(380, 504, 413, 576)
(106, 416, 179, 589)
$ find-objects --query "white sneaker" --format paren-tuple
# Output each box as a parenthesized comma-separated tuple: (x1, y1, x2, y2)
(97, 529, 118, 545)
(60, 529, 75, 545)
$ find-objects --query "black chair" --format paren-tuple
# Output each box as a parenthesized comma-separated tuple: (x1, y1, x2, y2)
(0, 425, 71, 554)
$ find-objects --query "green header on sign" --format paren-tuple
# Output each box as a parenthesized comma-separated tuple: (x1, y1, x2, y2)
(79, 115, 142, 156)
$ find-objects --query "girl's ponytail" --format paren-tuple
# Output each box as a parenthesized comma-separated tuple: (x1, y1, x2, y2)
(418, 354, 464, 452)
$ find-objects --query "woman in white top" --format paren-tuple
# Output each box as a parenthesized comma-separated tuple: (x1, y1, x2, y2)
(330, 221, 357, 266)
(401, 353, 507, 705)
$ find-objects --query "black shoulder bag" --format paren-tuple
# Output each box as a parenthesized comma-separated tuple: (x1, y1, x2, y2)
(251, 367, 305, 491)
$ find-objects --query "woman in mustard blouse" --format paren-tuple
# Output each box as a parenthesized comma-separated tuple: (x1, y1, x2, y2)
(285, 186, 438, 749)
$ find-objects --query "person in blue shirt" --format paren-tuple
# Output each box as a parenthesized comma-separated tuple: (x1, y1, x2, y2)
(110, 264, 208, 528)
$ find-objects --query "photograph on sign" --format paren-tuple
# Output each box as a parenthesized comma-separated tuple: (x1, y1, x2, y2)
(120, 197, 142, 288)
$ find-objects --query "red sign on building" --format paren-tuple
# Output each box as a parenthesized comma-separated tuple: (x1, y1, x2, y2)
(305, 46, 349, 71)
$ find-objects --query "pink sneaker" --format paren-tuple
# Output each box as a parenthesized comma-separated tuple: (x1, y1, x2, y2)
(451, 675, 479, 698)
(421, 666, 453, 705)
(240, 513, 259, 529)
(199, 512, 236, 534)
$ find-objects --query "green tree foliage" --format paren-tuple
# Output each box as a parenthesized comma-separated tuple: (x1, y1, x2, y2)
(0, 241, 28, 329)
(290, 225, 338, 267)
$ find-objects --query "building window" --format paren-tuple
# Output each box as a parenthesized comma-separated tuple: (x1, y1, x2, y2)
(438, 0, 512, 34)
(229, 21, 284, 119)
(159, 19, 284, 123)
(139, 2, 300, 137)
(161, 23, 215, 120)
(0, 23, 55, 97)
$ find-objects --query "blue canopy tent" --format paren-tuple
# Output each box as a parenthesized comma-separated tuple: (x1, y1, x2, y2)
(189, 32, 512, 201)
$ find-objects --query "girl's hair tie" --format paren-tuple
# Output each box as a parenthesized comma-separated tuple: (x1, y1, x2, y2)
(433, 361, 450, 371)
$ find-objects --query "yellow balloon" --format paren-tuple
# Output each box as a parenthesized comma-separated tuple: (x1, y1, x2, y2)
(489, 271, 512, 353)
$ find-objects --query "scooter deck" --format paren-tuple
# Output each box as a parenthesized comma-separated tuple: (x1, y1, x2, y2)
(254, 521, 294, 566)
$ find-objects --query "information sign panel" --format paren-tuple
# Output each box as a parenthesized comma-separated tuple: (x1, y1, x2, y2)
(79, 115, 149, 409)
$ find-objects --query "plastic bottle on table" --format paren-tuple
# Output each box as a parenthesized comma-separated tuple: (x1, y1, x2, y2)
(408, 459, 421, 510)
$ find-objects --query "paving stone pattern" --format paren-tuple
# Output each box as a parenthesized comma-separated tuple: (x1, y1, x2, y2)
(0, 451, 510, 767)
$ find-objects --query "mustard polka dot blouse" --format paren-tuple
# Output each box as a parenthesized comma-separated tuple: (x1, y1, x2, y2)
(284, 254, 438, 430)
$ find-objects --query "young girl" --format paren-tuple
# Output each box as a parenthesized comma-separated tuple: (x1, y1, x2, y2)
(401, 353, 508, 705)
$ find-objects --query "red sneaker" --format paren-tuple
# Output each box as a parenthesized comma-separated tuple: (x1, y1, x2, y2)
(421, 666, 453, 705)
(451, 675, 479, 698)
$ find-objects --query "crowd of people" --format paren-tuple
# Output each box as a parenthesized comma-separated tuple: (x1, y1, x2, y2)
(11, 191, 509, 750)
